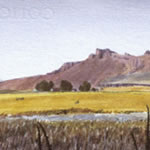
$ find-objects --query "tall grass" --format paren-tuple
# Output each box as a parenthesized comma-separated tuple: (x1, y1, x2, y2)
(0, 106, 150, 149)
(131, 106, 150, 150)
(0, 119, 146, 150)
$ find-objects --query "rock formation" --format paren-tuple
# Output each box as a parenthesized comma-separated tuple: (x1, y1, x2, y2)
(0, 48, 150, 90)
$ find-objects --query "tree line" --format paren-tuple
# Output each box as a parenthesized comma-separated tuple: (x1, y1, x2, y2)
(35, 80, 96, 92)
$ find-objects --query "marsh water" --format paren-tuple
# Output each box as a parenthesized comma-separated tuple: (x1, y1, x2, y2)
(1, 112, 147, 122)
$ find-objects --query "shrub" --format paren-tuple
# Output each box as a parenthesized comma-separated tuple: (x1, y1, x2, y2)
(91, 88, 97, 92)
(79, 81, 91, 92)
(49, 81, 54, 90)
(35, 80, 54, 92)
(60, 80, 73, 91)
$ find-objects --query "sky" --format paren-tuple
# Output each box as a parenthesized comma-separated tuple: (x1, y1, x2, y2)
(0, 0, 150, 81)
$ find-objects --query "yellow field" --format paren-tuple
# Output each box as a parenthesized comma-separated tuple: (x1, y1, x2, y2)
(0, 87, 150, 115)
(103, 86, 150, 92)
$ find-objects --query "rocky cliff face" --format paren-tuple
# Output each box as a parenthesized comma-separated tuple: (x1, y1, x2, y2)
(145, 50, 150, 55)
(60, 62, 80, 72)
(88, 48, 116, 59)
(95, 48, 116, 58)
(0, 48, 150, 90)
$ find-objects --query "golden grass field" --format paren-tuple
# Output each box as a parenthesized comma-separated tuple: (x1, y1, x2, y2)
(0, 86, 150, 115)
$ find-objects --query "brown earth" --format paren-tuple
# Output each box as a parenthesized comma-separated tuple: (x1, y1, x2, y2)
(1, 48, 150, 90)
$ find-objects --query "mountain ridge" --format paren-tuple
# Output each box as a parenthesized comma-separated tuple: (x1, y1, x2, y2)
(1, 48, 150, 90)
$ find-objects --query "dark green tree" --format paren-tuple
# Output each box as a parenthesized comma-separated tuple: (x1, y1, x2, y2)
(49, 81, 54, 90)
(91, 88, 97, 92)
(79, 85, 84, 91)
(60, 80, 73, 91)
(35, 80, 54, 92)
(79, 81, 91, 92)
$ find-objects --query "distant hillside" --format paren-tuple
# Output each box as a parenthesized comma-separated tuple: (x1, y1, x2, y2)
(101, 72, 150, 85)
(1, 49, 150, 90)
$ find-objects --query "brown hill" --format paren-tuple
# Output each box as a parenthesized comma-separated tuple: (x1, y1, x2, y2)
(1, 48, 150, 90)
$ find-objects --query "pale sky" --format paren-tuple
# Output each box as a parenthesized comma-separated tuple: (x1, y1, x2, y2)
(0, 0, 150, 81)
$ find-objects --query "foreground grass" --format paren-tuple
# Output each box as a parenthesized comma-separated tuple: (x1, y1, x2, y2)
(0, 119, 146, 150)
(0, 87, 150, 115)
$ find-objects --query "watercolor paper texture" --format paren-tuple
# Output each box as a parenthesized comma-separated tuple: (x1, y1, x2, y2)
(0, 0, 150, 149)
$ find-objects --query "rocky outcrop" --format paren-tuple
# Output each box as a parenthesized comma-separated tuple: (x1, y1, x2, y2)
(0, 48, 150, 90)
(88, 54, 96, 59)
(145, 50, 150, 55)
(60, 62, 80, 72)
(95, 48, 116, 58)
(47, 62, 80, 75)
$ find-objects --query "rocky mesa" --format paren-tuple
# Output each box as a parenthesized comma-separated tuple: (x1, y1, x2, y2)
(1, 48, 150, 90)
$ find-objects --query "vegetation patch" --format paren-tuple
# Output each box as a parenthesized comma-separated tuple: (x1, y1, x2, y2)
(0, 119, 147, 150)
(0, 88, 149, 115)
